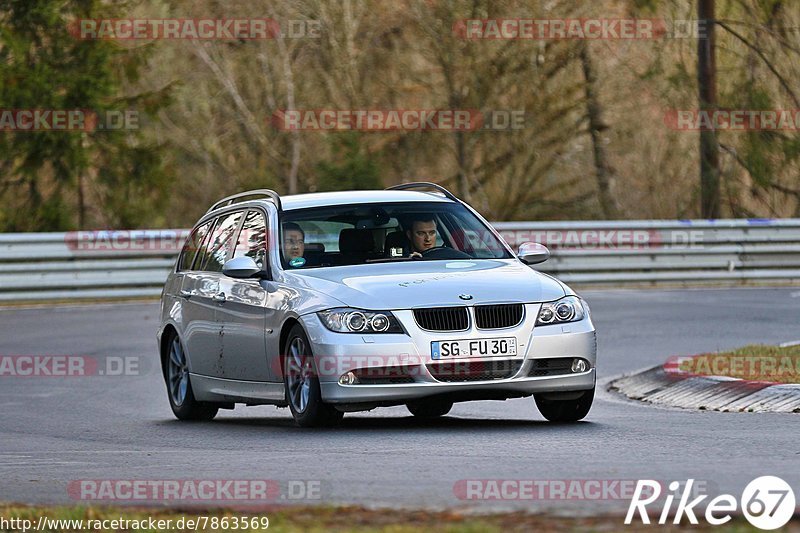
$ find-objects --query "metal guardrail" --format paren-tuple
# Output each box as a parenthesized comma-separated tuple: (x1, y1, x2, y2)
(0, 220, 799, 302)
(492, 219, 800, 285)
(0, 230, 188, 302)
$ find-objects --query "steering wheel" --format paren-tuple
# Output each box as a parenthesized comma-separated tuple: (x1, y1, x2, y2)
(420, 246, 472, 260)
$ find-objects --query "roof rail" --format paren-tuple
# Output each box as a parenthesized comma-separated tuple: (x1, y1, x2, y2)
(385, 181, 459, 202)
(206, 189, 282, 214)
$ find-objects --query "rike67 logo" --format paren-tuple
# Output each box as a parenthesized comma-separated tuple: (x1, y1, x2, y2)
(626, 476, 795, 529)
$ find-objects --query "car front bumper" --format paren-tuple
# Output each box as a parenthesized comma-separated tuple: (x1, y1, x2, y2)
(319, 369, 596, 403)
(301, 305, 597, 404)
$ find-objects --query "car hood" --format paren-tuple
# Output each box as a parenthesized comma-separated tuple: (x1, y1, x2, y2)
(282, 259, 566, 310)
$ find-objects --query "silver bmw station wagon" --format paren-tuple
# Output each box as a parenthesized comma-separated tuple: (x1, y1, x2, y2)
(158, 183, 596, 427)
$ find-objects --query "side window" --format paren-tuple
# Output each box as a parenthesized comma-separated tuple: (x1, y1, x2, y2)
(177, 221, 212, 271)
(192, 218, 218, 270)
(198, 211, 243, 272)
(232, 210, 268, 269)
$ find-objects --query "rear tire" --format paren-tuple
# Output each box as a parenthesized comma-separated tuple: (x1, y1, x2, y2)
(534, 387, 594, 422)
(406, 399, 453, 418)
(164, 333, 218, 421)
(284, 325, 343, 428)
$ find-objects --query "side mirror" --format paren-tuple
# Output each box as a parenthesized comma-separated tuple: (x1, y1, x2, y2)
(517, 242, 550, 265)
(222, 256, 262, 279)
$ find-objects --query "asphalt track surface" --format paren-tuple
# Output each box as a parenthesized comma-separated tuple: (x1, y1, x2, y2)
(1, 288, 798, 515)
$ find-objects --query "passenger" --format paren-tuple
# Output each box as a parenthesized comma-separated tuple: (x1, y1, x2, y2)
(282, 222, 306, 266)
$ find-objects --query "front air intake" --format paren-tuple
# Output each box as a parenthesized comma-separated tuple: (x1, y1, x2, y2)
(427, 359, 523, 382)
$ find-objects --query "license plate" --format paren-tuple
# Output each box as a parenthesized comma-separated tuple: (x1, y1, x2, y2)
(431, 337, 517, 360)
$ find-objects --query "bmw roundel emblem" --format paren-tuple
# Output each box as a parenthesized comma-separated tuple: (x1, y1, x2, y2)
(459, 294, 473, 301)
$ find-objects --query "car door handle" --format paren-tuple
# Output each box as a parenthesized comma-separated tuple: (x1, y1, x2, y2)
(179, 289, 195, 299)
(212, 292, 227, 303)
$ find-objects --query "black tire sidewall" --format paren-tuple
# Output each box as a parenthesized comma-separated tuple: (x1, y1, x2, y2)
(164, 333, 218, 421)
(534, 387, 594, 422)
(407, 398, 453, 418)
(283, 324, 342, 427)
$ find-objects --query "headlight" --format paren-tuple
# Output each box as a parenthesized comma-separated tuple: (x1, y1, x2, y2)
(318, 308, 404, 333)
(536, 296, 586, 326)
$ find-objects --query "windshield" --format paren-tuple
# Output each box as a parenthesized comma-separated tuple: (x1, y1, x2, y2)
(279, 201, 513, 269)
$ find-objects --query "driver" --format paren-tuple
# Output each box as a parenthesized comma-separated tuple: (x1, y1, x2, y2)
(406, 216, 437, 258)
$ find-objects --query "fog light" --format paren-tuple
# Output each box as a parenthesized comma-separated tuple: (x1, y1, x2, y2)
(338, 371, 358, 385)
(571, 358, 588, 373)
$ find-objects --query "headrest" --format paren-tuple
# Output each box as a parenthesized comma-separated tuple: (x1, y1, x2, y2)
(384, 231, 409, 256)
(339, 228, 374, 253)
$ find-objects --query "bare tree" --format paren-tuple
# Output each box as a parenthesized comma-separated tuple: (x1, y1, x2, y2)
(698, 0, 720, 218)
(580, 41, 618, 219)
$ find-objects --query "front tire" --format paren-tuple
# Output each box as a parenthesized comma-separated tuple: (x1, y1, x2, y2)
(534, 387, 594, 422)
(406, 399, 453, 418)
(164, 333, 218, 421)
(283, 325, 343, 428)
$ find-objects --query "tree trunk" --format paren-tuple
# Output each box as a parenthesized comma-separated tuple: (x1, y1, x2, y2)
(454, 130, 470, 202)
(279, 40, 300, 195)
(77, 173, 85, 229)
(698, 0, 720, 218)
(580, 42, 618, 219)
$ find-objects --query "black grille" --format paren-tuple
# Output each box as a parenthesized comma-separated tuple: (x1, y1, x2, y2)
(427, 359, 522, 382)
(413, 307, 469, 331)
(528, 357, 574, 377)
(353, 366, 416, 385)
(475, 304, 524, 329)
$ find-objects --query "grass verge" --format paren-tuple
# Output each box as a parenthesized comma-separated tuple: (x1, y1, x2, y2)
(1, 504, 793, 532)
